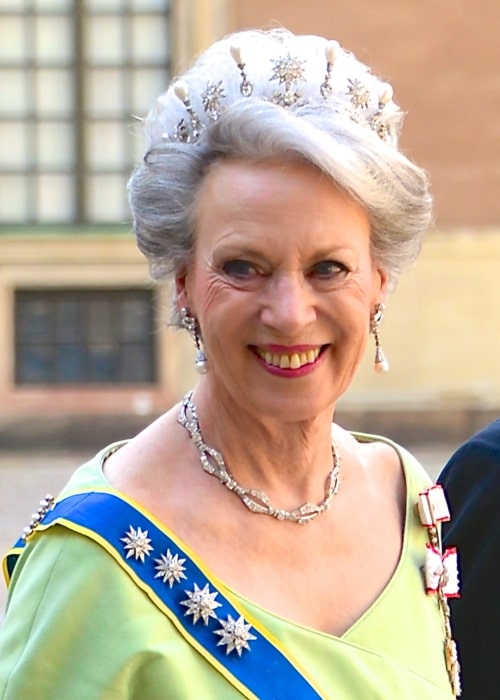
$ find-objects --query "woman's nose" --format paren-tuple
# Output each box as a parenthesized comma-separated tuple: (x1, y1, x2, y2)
(259, 274, 316, 335)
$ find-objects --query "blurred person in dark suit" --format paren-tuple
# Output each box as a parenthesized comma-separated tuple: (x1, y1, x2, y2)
(439, 419, 500, 699)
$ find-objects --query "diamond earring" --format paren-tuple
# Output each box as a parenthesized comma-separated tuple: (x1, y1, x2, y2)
(179, 307, 208, 375)
(370, 303, 389, 374)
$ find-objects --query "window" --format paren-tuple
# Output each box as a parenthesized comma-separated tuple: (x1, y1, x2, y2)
(15, 288, 157, 384)
(0, 0, 171, 224)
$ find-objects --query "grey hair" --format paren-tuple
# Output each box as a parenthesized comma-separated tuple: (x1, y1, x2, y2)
(128, 28, 433, 326)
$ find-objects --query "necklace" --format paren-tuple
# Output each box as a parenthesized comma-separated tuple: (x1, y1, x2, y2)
(178, 391, 341, 525)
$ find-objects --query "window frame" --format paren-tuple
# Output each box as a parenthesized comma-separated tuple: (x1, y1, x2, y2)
(14, 287, 158, 386)
(0, 1, 172, 225)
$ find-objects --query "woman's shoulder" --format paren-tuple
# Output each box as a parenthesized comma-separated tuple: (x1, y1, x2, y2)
(332, 425, 432, 515)
(346, 428, 431, 483)
(0, 524, 173, 700)
(100, 407, 183, 490)
(59, 440, 128, 497)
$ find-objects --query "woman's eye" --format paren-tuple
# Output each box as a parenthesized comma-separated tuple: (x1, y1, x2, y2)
(222, 260, 258, 278)
(310, 260, 348, 279)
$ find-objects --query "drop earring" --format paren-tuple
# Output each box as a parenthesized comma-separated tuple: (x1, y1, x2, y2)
(370, 303, 389, 374)
(179, 307, 208, 375)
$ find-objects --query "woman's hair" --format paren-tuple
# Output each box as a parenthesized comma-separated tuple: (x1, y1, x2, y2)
(128, 28, 433, 324)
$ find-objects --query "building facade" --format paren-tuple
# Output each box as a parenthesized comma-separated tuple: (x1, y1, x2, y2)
(1, 0, 499, 446)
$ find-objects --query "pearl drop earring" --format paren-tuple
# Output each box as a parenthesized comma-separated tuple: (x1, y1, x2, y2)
(179, 307, 208, 375)
(370, 303, 389, 374)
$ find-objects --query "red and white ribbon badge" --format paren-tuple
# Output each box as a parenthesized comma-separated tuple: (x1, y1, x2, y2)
(424, 543, 460, 598)
(418, 485, 451, 527)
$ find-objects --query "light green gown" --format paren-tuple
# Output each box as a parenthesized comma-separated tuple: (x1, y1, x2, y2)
(0, 436, 456, 699)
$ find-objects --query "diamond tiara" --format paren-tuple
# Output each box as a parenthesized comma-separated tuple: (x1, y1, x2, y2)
(159, 35, 398, 146)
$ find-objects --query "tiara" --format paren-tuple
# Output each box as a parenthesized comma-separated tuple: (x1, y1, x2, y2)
(162, 39, 396, 145)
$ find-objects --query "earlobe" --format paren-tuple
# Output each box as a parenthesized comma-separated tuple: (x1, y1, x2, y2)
(175, 274, 189, 309)
(376, 267, 389, 303)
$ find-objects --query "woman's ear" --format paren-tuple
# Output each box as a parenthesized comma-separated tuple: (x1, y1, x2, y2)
(376, 267, 389, 305)
(175, 272, 189, 310)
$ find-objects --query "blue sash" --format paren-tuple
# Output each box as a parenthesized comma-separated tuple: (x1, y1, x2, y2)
(4, 490, 324, 700)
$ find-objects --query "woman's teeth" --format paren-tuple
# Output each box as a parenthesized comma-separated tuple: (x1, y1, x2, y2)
(257, 348, 320, 369)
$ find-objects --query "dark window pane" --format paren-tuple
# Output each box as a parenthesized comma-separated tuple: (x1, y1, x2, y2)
(17, 299, 53, 341)
(56, 299, 82, 343)
(56, 343, 85, 382)
(121, 344, 153, 382)
(17, 344, 54, 383)
(121, 298, 152, 341)
(88, 343, 118, 382)
(15, 288, 156, 385)
(87, 299, 115, 343)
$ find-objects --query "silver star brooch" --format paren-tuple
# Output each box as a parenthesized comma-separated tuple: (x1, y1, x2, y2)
(120, 525, 154, 563)
(154, 549, 187, 588)
(214, 614, 257, 656)
(181, 583, 222, 625)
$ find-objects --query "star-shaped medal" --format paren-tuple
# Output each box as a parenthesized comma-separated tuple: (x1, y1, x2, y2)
(181, 583, 221, 625)
(214, 614, 257, 656)
(120, 525, 154, 563)
(154, 549, 187, 588)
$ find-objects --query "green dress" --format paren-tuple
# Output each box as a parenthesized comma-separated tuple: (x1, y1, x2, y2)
(0, 435, 456, 699)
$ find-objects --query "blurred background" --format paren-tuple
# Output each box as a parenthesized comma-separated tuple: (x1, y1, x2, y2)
(0, 1, 499, 593)
(0, 0, 500, 448)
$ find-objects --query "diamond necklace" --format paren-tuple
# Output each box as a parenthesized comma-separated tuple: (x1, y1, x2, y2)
(178, 391, 341, 525)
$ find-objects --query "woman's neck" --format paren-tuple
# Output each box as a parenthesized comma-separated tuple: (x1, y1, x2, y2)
(186, 385, 338, 507)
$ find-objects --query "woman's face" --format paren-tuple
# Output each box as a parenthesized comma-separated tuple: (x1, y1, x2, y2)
(177, 158, 387, 421)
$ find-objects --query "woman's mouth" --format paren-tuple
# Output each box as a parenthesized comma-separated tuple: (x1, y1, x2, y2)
(254, 346, 322, 369)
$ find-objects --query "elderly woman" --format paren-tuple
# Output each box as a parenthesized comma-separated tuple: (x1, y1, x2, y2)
(0, 29, 460, 699)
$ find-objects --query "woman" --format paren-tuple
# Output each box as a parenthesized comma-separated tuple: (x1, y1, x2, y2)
(0, 29, 460, 699)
